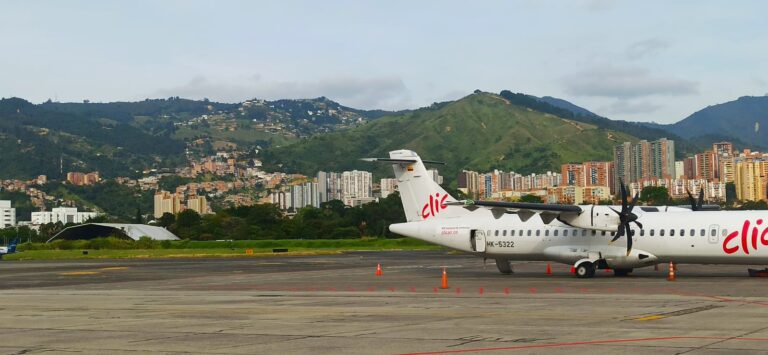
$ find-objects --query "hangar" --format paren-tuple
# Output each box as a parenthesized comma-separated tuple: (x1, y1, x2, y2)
(47, 223, 180, 243)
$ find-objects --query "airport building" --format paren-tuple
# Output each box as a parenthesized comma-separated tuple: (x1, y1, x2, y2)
(48, 223, 179, 242)
(31, 207, 98, 225)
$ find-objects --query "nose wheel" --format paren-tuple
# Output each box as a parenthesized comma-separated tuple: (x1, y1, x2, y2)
(575, 262, 596, 278)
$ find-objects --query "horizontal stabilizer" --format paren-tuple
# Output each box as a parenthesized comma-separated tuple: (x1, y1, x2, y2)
(361, 158, 445, 165)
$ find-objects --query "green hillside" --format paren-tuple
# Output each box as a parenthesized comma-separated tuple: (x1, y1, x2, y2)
(262, 92, 638, 183)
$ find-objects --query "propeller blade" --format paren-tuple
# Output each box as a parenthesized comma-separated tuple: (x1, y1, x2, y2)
(619, 180, 628, 210)
(609, 207, 621, 216)
(612, 226, 624, 241)
(698, 188, 704, 209)
(633, 220, 643, 229)
(629, 192, 640, 211)
(626, 223, 633, 256)
(687, 189, 698, 211)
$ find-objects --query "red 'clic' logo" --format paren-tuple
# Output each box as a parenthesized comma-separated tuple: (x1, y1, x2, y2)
(722, 219, 768, 254)
(421, 193, 448, 220)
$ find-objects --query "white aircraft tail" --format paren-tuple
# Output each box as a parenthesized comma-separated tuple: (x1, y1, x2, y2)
(383, 150, 468, 222)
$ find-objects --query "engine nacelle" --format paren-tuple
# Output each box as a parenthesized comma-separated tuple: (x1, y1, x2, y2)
(558, 205, 620, 232)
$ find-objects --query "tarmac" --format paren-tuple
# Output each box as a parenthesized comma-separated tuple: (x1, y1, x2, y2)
(1, 250, 768, 354)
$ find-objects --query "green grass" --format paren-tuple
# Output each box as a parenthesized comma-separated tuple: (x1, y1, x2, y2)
(4, 238, 442, 261)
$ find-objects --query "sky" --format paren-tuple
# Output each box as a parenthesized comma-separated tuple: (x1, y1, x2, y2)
(1, 0, 766, 123)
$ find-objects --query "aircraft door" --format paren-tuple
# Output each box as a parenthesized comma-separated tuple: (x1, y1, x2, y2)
(708, 224, 720, 244)
(470, 230, 487, 253)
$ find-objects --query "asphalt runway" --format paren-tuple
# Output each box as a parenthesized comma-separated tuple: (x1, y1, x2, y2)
(1, 250, 768, 354)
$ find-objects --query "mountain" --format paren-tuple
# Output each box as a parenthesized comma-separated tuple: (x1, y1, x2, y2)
(534, 96, 599, 117)
(0, 97, 195, 179)
(653, 96, 768, 149)
(0, 96, 396, 180)
(261, 92, 639, 183)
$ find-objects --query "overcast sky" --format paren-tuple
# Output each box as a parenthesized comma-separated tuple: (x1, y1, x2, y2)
(1, 0, 766, 123)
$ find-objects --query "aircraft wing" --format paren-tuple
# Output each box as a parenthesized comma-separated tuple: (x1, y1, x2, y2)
(446, 200, 582, 222)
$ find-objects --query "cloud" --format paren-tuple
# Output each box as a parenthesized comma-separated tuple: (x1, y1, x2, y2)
(625, 38, 670, 60)
(562, 65, 699, 99)
(598, 100, 662, 115)
(151, 75, 411, 110)
(582, 0, 615, 11)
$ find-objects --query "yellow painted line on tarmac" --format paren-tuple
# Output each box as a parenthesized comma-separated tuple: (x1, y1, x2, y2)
(635, 315, 666, 321)
(99, 267, 129, 271)
(59, 271, 100, 276)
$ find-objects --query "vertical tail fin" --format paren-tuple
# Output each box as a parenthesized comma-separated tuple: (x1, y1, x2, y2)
(7, 238, 18, 253)
(387, 150, 468, 222)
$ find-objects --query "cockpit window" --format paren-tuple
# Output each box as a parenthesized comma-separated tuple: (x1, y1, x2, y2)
(640, 207, 659, 212)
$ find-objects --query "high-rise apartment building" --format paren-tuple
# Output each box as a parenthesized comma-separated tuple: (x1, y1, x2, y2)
(154, 191, 183, 218)
(380, 178, 398, 198)
(614, 139, 675, 192)
(734, 160, 767, 201)
(341, 170, 372, 199)
(0, 200, 16, 229)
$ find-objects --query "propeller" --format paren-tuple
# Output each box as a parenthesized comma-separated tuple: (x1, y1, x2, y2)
(686, 188, 704, 211)
(609, 179, 643, 256)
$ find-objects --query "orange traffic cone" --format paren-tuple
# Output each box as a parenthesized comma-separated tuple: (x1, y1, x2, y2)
(667, 261, 675, 281)
(376, 263, 383, 277)
(440, 268, 449, 289)
(546, 263, 552, 275)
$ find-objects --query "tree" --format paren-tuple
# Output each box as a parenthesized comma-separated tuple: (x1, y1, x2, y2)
(158, 212, 175, 227)
(134, 206, 143, 224)
(176, 210, 201, 229)
(640, 186, 670, 206)
(519, 194, 543, 203)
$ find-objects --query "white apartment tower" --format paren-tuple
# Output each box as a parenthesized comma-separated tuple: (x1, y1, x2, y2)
(0, 200, 16, 229)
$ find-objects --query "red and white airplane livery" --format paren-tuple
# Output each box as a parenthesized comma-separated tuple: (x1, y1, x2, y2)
(365, 149, 768, 278)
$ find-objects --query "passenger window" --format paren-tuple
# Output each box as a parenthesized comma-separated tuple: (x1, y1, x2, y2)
(700, 229, 706, 236)
(710, 229, 716, 237)
(554, 230, 559, 236)
(536, 230, 540, 237)
(690, 229, 695, 237)
(520, 230, 524, 236)
(544, 230, 549, 237)
(502, 230, 507, 237)
(680, 229, 685, 236)
(495, 230, 499, 237)
(563, 230, 568, 236)
(640, 229, 645, 236)
(670, 229, 675, 236)
(591, 230, 596, 236)
(660, 229, 665, 236)
(510, 230, 515, 236)
(581, 230, 587, 237)
(601, 231, 606, 236)
(527, 230, 531, 236)
(721, 229, 727, 237)
(650, 229, 655, 236)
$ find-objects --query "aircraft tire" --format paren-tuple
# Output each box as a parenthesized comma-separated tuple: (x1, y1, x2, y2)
(613, 268, 633, 277)
(495, 259, 513, 274)
(576, 262, 596, 278)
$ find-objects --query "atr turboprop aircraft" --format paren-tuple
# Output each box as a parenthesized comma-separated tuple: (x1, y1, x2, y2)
(364, 150, 768, 278)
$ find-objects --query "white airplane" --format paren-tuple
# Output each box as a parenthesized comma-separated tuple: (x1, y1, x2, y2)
(365, 150, 768, 278)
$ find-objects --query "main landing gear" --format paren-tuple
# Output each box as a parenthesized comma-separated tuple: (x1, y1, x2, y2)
(575, 262, 596, 278)
(574, 260, 633, 278)
(495, 259, 513, 274)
